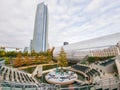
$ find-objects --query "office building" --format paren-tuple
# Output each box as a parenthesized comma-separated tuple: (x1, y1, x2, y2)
(32, 2, 48, 52)
(63, 42, 69, 46)
(24, 47, 29, 52)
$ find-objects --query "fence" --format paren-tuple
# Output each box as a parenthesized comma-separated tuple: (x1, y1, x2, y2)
(0, 78, 120, 90)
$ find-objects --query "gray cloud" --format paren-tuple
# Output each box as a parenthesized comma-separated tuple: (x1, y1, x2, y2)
(47, 0, 120, 47)
(0, 0, 38, 48)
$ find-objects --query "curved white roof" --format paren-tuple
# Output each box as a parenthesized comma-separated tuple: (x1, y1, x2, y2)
(54, 33, 120, 53)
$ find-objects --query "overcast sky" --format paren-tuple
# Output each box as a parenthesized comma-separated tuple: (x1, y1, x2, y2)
(0, 0, 120, 49)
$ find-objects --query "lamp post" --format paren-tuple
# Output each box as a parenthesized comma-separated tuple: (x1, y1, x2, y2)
(116, 43, 120, 56)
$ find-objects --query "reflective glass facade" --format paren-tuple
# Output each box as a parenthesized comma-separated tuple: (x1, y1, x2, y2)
(32, 2, 48, 52)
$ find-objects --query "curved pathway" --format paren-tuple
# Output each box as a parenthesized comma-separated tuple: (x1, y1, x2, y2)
(17, 63, 57, 70)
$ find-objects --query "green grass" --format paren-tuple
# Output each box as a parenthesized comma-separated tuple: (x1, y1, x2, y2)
(87, 56, 115, 63)
(0, 58, 4, 61)
(22, 64, 57, 74)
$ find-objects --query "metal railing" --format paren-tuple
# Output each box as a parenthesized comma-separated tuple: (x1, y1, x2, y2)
(0, 77, 120, 90)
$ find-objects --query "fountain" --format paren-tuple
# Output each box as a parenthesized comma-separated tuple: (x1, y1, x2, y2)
(45, 67, 78, 85)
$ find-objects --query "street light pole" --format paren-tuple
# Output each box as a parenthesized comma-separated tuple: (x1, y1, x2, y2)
(116, 43, 120, 56)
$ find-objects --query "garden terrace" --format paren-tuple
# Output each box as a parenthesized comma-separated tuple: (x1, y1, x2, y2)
(0, 65, 38, 84)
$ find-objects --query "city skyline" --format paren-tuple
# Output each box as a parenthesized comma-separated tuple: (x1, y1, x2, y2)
(0, 0, 120, 49)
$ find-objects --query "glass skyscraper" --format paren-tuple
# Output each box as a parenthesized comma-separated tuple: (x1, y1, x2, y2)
(32, 2, 48, 52)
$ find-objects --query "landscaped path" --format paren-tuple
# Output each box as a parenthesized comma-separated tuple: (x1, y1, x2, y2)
(17, 63, 57, 70)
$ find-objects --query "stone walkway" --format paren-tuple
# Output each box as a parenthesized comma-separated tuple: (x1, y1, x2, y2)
(17, 63, 57, 70)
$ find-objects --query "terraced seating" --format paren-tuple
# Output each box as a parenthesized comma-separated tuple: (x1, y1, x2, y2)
(0, 66, 38, 85)
(71, 65, 90, 73)
(86, 69, 100, 78)
(17, 72, 21, 82)
(86, 71, 93, 77)
(71, 64, 100, 81)
(100, 59, 114, 66)
(23, 74, 30, 83)
(9, 70, 12, 81)
(5, 69, 10, 81)
(92, 69, 100, 76)
(1, 67, 5, 73)
(20, 73, 26, 82)
(3, 68, 8, 80)
(0, 65, 2, 69)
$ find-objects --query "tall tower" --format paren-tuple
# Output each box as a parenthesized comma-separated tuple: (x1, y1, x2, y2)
(32, 2, 48, 52)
